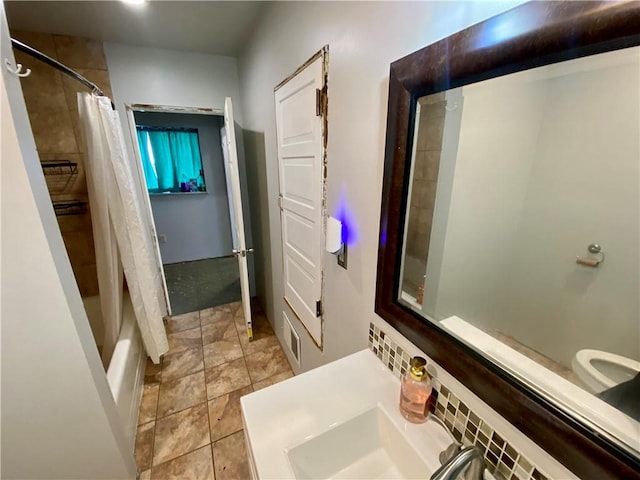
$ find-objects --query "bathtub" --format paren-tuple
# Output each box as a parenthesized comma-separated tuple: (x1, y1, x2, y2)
(83, 293, 146, 450)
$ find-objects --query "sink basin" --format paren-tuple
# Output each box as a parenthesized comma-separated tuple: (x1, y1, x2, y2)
(286, 404, 429, 479)
(242, 350, 451, 479)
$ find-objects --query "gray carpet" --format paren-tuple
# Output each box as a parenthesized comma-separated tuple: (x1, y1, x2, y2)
(163, 256, 241, 315)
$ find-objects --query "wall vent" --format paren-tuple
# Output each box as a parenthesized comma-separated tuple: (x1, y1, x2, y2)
(283, 312, 301, 366)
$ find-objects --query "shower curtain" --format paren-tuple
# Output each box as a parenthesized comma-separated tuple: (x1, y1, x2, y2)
(80, 94, 123, 368)
(78, 93, 168, 363)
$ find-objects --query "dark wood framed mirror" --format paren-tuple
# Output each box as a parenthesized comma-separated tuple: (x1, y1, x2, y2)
(375, 1, 640, 478)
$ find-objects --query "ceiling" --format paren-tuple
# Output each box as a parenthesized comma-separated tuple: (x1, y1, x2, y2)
(4, 1, 268, 56)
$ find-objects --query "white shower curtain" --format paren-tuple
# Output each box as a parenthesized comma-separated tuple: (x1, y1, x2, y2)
(79, 94, 123, 368)
(78, 93, 168, 363)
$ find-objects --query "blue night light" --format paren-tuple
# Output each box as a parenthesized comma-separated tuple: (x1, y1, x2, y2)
(333, 190, 359, 247)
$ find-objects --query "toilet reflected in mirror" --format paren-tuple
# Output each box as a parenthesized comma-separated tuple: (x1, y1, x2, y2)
(572, 349, 640, 394)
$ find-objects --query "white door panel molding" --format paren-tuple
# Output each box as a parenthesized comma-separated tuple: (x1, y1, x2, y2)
(275, 47, 328, 348)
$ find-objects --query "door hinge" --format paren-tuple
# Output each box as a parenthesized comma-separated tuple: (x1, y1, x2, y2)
(232, 248, 254, 258)
(316, 300, 322, 317)
(315, 87, 327, 117)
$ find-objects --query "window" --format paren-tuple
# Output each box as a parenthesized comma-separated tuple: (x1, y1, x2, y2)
(136, 126, 206, 194)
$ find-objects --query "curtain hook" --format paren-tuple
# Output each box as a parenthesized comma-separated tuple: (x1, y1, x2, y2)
(5, 59, 31, 78)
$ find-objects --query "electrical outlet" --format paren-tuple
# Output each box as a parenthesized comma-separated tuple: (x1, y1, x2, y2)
(158, 234, 167, 243)
(337, 243, 348, 269)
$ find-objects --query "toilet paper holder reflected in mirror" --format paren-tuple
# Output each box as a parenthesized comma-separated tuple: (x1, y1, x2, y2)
(576, 243, 604, 267)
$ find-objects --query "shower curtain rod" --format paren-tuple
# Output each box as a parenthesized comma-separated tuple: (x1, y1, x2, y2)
(10, 37, 107, 98)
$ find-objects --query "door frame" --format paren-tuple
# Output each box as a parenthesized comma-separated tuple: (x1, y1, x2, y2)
(274, 46, 329, 349)
(123, 103, 227, 317)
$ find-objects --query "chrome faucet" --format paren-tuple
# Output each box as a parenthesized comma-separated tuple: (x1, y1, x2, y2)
(430, 445, 484, 480)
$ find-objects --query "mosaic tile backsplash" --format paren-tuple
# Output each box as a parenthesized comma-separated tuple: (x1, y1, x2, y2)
(369, 322, 550, 480)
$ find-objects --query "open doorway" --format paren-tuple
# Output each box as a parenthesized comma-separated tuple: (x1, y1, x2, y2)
(126, 105, 246, 318)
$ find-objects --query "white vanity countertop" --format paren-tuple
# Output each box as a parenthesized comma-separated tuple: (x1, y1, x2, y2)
(240, 349, 453, 479)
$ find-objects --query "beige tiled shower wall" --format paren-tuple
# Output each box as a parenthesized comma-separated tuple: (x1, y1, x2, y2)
(11, 31, 114, 296)
(403, 92, 446, 296)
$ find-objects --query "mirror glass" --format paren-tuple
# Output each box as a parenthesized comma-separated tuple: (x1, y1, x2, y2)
(399, 46, 639, 454)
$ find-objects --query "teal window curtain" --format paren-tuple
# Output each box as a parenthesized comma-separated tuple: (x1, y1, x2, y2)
(167, 131, 203, 187)
(136, 130, 159, 190)
(148, 131, 176, 191)
(136, 128, 204, 193)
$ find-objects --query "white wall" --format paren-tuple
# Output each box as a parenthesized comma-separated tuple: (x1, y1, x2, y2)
(503, 49, 640, 365)
(431, 73, 546, 327)
(237, 1, 524, 373)
(105, 42, 243, 121)
(1, 5, 135, 477)
(105, 42, 255, 291)
(134, 111, 233, 264)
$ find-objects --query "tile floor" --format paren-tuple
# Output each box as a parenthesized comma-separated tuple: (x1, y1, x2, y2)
(164, 257, 242, 315)
(493, 331, 582, 386)
(135, 299, 294, 479)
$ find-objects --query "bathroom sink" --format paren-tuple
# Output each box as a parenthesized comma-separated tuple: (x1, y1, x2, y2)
(242, 350, 450, 479)
(286, 404, 429, 479)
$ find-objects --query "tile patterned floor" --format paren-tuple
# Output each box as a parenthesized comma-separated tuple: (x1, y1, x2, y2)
(135, 300, 294, 479)
(164, 257, 242, 315)
(493, 331, 583, 386)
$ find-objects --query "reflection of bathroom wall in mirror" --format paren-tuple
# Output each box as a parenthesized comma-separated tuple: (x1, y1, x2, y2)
(402, 93, 446, 302)
(399, 45, 640, 450)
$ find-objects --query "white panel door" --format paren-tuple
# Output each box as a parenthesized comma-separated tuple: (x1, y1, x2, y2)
(220, 125, 238, 251)
(223, 98, 253, 340)
(275, 53, 326, 346)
